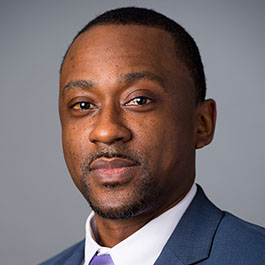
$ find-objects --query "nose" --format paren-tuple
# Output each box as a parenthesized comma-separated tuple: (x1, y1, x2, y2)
(89, 105, 132, 145)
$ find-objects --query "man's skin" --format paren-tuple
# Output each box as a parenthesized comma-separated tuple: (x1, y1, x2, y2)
(59, 25, 216, 248)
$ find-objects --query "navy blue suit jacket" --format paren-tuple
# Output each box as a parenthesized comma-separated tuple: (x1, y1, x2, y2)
(39, 186, 265, 264)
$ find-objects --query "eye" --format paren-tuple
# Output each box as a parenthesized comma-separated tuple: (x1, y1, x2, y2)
(71, 101, 94, 110)
(125, 96, 151, 106)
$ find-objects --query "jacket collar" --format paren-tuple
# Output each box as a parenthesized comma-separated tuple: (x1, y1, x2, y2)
(61, 186, 223, 265)
(154, 185, 224, 265)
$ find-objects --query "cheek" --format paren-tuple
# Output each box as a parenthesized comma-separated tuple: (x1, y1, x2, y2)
(62, 123, 91, 184)
(135, 108, 196, 176)
(130, 115, 173, 169)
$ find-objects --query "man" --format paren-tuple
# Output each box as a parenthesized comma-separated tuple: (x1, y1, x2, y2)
(40, 7, 265, 265)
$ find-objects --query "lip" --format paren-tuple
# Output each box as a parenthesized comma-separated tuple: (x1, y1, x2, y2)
(89, 157, 139, 185)
(90, 157, 137, 170)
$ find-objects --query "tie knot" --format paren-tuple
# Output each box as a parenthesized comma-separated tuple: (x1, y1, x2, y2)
(89, 253, 115, 265)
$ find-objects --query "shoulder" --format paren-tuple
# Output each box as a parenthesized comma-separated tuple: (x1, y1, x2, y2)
(38, 240, 85, 265)
(211, 212, 265, 262)
(219, 211, 265, 239)
(156, 186, 265, 264)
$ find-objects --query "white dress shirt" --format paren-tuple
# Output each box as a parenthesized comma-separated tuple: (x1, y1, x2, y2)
(83, 183, 197, 265)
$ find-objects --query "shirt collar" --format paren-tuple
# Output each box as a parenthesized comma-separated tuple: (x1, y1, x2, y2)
(84, 183, 197, 265)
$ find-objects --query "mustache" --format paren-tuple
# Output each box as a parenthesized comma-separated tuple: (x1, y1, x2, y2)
(81, 147, 143, 173)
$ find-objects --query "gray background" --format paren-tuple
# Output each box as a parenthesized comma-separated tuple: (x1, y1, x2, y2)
(1, 0, 264, 264)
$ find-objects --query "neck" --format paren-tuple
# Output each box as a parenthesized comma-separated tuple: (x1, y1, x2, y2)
(94, 190, 190, 247)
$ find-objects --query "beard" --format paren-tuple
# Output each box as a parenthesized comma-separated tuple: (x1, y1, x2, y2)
(79, 146, 160, 220)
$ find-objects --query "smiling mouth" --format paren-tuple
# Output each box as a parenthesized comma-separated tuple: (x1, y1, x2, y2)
(89, 157, 140, 185)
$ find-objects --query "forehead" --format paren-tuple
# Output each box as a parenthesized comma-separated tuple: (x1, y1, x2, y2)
(60, 25, 192, 91)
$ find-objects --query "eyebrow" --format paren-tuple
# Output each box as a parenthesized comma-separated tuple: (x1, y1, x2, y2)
(62, 71, 166, 95)
(118, 71, 166, 90)
(62, 79, 95, 95)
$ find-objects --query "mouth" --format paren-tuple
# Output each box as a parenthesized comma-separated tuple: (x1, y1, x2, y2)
(89, 157, 140, 185)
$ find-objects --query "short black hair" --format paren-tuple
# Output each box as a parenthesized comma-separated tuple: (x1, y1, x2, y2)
(61, 7, 206, 103)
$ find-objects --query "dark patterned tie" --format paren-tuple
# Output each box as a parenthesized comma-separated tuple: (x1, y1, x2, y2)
(89, 253, 115, 265)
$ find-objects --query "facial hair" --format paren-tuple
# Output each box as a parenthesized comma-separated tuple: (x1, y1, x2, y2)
(80, 146, 160, 220)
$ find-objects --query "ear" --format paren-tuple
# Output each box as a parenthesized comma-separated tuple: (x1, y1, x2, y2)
(195, 99, 217, 149)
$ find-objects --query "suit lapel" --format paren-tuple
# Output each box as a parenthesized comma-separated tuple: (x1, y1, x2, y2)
(154, 185, 224, 265)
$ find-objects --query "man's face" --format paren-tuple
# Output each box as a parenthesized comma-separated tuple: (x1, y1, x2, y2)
(59, 25, 200, 219)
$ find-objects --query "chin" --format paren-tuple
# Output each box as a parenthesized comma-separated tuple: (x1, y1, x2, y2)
(89, 199, 148, 220)
(80, 175, 160, 220)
